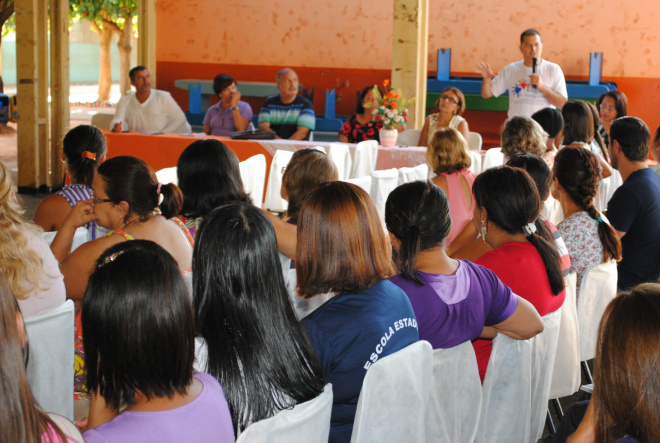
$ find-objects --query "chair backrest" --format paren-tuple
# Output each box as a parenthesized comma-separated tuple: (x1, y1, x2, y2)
(350, 140, 378, 179)
(155, 166, 179, 186)
(328, 143, 352, 181)
(239, 154, 267, 208)
(25, 300, 75, 420)
(469, 151, 482, 175)
(278, 253, 332, 320)
(396, 129, 422, 147)
(426, 341, 482, 443)
(542, 195, 564, 226)
(550, 273, 581, 399)
(413, 163, 429, 180)
(477, 309, 562, 443)
(577, 260, 618, 361)
(42, 227, 90, 253)
(593, 170, 623, 213)
(90, 113, 114, 130)
(344, 176, 372, 195)
(236, 384, 333, 443)
(370, 168, 399, 226)
(481, 148, 504, 171)
(468, 132, 483, 151)
(351, 340, 433, 443)
(263, 150, 294, 212)
(397, 166, 418, 185)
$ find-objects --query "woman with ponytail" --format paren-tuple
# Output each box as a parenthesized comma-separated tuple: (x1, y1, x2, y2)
(471, 166, 565, 381)
(386, 181, 543, 351)
(553, 146, 621, 292)
(34, 125, 107, 239)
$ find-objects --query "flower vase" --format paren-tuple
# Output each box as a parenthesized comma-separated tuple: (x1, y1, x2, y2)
(380, 128, 398, 148)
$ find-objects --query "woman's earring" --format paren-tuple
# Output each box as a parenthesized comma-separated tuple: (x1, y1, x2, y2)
(478, 219, 487, 244)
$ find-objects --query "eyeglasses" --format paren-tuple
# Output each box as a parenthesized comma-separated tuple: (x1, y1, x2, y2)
(599, 104, 616, 112)
(90, 191, 112, 204)
(440, 95, 459, 105)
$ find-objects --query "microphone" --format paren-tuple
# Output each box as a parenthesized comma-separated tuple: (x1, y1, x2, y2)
(532, 57, 537, 89)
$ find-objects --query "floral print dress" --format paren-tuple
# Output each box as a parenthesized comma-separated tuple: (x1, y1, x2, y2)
(557, 211, 604, 295)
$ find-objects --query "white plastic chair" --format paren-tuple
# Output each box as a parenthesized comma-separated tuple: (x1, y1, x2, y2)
(577, 260, 618, 362)
(344, 176, 372, 195)
(239, 154, 267, 208)
(90, 113, 114, 130)
(594, 170, 623, 213)
(542, 195, 564, 226)
(350, 341, 433, 443)
(155, 166, 178, 185)
(413, 163, 429, 180)
(469, 151, 482, 175)
(477, 309, 562, 443)
(481, 147, 504, 171)
(263, 150, 293, 212)
(279, 253, 332, 320)
(397, 167, 418, 185)
(370, 169, 399, 225)
(237, 384, 333, 443)
(328, 143, 352, 181)
(25, 300, 75, 420)
(350, 140, 378, 179)
(468, 132, 483, 151)
(396, 129, 422, 147)
(426, 341, 482, 443)
(42, 227, 90, 253)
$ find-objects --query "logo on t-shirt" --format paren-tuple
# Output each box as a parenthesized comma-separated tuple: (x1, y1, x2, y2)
(363, 317, 418, 370)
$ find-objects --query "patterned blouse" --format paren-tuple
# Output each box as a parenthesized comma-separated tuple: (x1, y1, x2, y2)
(557, 211, 604, 294)
(339, 115, 383, 143)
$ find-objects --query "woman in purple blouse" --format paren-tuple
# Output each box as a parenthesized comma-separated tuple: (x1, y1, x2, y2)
(203, 73, 253, 136)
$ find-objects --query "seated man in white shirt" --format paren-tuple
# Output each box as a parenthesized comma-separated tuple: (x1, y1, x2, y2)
(111, 66, 191, 133)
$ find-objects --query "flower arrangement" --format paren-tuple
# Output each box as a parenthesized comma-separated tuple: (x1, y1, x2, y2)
(367, 79, 416, 130)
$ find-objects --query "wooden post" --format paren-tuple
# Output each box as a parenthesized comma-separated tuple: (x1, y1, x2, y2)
(15, 0, 39, 192)
(137, 0, 157, 86)
(50, 0, 70, 189)
(37, 0, 48, 191)
(391, 0, 429, 129)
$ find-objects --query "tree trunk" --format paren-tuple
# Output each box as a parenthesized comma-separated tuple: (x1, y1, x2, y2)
(117, 15, 132, 96)
(96, 25, 113, 101)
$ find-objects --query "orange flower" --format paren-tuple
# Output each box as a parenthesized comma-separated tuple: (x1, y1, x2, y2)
(387, 91, 394, 99)
(395, 94, 400, 99)
(384, 79, 391, 88)
(391, 102, 397, 109)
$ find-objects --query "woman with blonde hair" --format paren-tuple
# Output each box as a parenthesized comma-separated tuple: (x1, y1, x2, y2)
(418, 86, 470, 146)
(426, 127, 475, 245)
(500, 115, 547, 160)
(0, 161, 65, 318)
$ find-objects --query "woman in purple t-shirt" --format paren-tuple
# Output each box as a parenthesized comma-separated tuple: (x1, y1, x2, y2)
(385, 180, 543, 349)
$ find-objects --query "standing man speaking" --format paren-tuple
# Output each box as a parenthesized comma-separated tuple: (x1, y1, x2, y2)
(477, 29, 568, 118)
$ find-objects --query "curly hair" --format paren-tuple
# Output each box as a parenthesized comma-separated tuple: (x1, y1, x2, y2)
(501, 116, 547, 158)
(0, 162, 49, 300)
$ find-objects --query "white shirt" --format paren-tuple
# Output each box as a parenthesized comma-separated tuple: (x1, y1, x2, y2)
(111, 89, 192, 133)
(491, 59, 567, 118)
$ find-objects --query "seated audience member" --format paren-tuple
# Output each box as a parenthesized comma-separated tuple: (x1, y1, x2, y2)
(426, 128, 475, 245)
(586, 102, 609, 163)
(386, 180, 543, 350)
(531, 107, 564, 167)
(0, 277, 83, 443)
(418, 87, 470, 146)
(557, 284, 660, 443)
(177, 139, 251, 237)
(553, 147, 621, 293)
(258, 68, 315, 140)
(192, 203, 325, 437)
(203, 73, 253, 136)
(81, 241, 234, 443)
(111, 66, 191, 133)
(649, 124, 660, 174)
(296, 182, 418, 443)
(596, 89, 628, 148)
(50, 156, 193, 305)
(338, 86, 383, 143)
(561, 100, 612, 178)
(0, 161, 65, 319)
(34, 125, 106, 239)
(471, 166, 565, 381)
(500, 115, 547, 161)
(606, 117, 660, 291)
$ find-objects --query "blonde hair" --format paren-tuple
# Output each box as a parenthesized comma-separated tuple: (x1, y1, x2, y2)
(0, 162, 48, 300)
(426, 127, 472, 174)
(501, 116, 547, 158)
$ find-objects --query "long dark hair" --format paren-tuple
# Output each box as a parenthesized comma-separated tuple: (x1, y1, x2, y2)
(473, 166, 564, 295)
(193, 203, 325, 436)
(553, 147, 621, 262)
(177, 139, 251, 219)
(385, 181, 452, 285)
(62, 125, 107, 187)
(0, 277, 67, 443)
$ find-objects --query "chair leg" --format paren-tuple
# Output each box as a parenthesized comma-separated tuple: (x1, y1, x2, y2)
(581, 361, 593, 384)
(553, 398, 564, 420)
(546, 410, 556, 438)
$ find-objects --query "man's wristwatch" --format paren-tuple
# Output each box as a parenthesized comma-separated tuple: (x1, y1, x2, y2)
(231, 106, 239, 111)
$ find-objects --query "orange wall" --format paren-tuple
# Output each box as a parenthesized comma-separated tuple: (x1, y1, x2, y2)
(156, 0, 659, 133)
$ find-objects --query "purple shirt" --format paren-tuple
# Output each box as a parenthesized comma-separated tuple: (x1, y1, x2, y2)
(390, 260, 518, 349)
(83, 372, 235, 443)
(203, 100, 253, 136)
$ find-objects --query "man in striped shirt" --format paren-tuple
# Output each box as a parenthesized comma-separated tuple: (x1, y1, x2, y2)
(258, 68, 315, 140)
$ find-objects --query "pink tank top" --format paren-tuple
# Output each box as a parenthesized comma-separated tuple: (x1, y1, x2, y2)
(442, 169, 476, 245)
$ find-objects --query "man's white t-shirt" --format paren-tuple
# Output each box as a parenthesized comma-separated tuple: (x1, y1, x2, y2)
(491, 60, 567, 118)
(111, 89, 192, 133)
